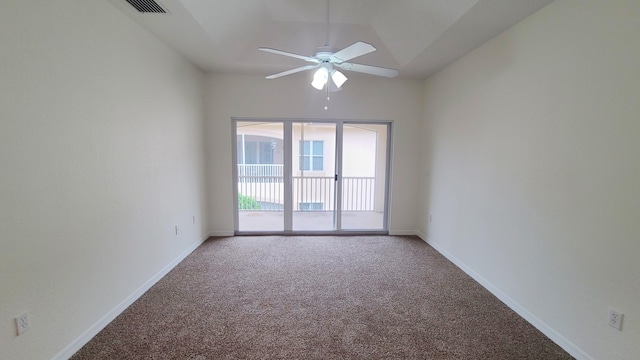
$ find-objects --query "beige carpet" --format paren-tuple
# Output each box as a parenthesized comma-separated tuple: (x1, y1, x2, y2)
(72, 236, 573, 359)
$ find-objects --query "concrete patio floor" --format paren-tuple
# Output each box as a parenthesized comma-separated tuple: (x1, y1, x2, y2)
(238, 211, 384, 232)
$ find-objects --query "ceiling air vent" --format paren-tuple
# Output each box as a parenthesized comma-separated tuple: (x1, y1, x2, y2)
(125, 0, 166, 13)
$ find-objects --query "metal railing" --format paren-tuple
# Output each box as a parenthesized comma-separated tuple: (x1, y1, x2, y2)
(342, 177, 376, 211)
(237, 164, 284, 183)
(295, 177, 335, 211)
(237, 165, 375, 211)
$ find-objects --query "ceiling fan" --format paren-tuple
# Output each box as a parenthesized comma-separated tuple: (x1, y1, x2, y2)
(258, 0, 398, 92)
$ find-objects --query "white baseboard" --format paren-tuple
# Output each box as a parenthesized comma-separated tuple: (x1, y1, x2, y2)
(52, 234, 208, 360)
(416, 234, 592, 360)
(388, 230, 418, 236)
(208, 230, 234, 237)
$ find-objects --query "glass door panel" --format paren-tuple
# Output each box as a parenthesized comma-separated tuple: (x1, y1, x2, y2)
(235, 119, 389, 233)
(236, 121, 284, 231)
(341, 123, 388, 230)
(292, 122, 336, 231)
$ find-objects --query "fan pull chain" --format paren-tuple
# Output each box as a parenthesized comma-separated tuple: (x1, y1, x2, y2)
(324, 84, 330, 110)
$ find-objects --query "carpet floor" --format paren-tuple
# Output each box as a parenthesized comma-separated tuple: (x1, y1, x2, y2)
(71, 236, 573, 359)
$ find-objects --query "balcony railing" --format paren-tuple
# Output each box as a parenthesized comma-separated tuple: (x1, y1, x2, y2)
(238, 164, 284, 183)
(237, 165, 375, 211)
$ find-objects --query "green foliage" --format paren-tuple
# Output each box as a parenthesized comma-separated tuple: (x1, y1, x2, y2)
(238, 194, 260, 210)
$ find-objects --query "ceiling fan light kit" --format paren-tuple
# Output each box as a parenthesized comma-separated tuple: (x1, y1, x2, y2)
(311, 66, 330, 90)
(331, 69, 348, 88)
(311, 65, 348, 91)
(258, 0, 398, 109)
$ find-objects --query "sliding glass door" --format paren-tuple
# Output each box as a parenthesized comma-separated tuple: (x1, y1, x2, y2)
(234, 119, 390, 233)
(292, 122, 337, 231)
(235, 121, 284, 231)
(340, 123, 388, 230)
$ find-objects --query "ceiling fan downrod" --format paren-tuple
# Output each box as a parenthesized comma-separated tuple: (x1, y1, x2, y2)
(325, 0, 330, 47)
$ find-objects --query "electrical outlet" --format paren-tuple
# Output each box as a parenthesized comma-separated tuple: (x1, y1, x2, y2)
(193, 216, 195, 224)
(175, 225, 180, 235)
(15, 311, 30, 335)
(608, 308, 623, 331)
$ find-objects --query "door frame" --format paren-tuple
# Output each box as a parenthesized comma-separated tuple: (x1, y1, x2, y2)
(232, 117, 393, 235)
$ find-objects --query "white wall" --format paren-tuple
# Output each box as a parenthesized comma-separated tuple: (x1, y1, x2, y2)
(420, 1, 640, 359)
(206, 73, 424, 234)
(0, 1, 207, 359)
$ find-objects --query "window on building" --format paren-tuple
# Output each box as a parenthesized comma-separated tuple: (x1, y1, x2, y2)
(299, 140, 323, 171)
(260, 142, 274, 164)
(240, 140, 274, 165)
(245, 142, 258, 164)
(298, 202, 324, 211)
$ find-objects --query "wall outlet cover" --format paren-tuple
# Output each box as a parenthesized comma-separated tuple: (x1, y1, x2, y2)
(608, 308, 623, 331)
(15, 311, 30, 335)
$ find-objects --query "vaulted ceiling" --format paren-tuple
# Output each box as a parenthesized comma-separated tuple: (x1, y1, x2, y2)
(108, 0, 554, 79)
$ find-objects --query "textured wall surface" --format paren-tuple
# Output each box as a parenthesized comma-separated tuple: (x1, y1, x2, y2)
(420, 1, 640, 359)
(0, 1, 207, 359)
(205, 73, 424, 234)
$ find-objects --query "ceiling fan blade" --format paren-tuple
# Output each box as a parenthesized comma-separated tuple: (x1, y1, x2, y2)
(266, 64, 319, 79)
(330, 42, 376, 63)
(336, 62, 399, 78)
(259, 47, 319, 63)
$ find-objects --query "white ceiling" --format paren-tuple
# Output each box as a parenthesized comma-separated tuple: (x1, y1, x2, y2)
(108, 0, 554, 79)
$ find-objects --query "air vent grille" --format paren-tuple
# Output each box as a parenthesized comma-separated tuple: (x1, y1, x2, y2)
(125, 0, 166, 13)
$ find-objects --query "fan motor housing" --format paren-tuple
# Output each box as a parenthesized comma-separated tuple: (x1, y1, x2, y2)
(315, 46, 337, 61)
